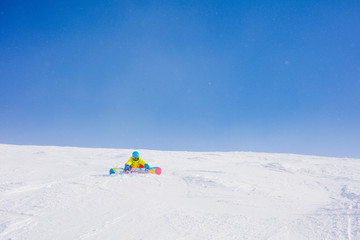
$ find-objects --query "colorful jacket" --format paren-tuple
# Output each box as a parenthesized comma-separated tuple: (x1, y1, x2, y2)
(125, 157, 147, 169)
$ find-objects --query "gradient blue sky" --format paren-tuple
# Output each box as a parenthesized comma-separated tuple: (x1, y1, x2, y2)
(1, 0, 360, 158)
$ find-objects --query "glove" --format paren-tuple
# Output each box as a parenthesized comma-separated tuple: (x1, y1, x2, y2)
(125, 164, 130, 171)
(144, 164, 150, 170)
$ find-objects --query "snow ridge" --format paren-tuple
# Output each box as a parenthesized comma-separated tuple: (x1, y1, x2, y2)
(1, 144, 360, 239)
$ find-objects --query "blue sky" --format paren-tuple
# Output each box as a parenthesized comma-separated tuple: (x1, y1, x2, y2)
(1, 0, 359, 158)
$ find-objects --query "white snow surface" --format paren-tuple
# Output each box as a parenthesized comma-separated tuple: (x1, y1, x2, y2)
(1, 144, 360, 240)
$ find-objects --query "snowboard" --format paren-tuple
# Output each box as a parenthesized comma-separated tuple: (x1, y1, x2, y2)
(109, 167, 162, 175)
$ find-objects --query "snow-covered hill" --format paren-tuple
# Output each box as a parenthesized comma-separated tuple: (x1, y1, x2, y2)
(0, 144, 359, 239)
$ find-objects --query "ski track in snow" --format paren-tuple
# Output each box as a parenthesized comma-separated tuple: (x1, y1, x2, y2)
(0, 144, 360, 239)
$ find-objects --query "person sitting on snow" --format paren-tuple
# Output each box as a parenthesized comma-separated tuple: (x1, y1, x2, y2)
(124, 151, 150, 171)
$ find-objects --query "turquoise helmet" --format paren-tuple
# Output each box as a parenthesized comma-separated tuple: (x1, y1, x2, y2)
(132, 151, 139, 158)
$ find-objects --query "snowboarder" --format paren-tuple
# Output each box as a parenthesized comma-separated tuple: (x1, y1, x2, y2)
(124, 151, 150, 171)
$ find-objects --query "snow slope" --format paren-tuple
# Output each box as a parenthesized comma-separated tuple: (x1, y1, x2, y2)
(0, 144, 360, 240)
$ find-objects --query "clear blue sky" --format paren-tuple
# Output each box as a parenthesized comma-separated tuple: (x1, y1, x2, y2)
(1, 0, 359, 158)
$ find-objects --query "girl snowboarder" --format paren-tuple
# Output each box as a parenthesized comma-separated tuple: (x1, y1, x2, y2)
(124, 151, 150, 171)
